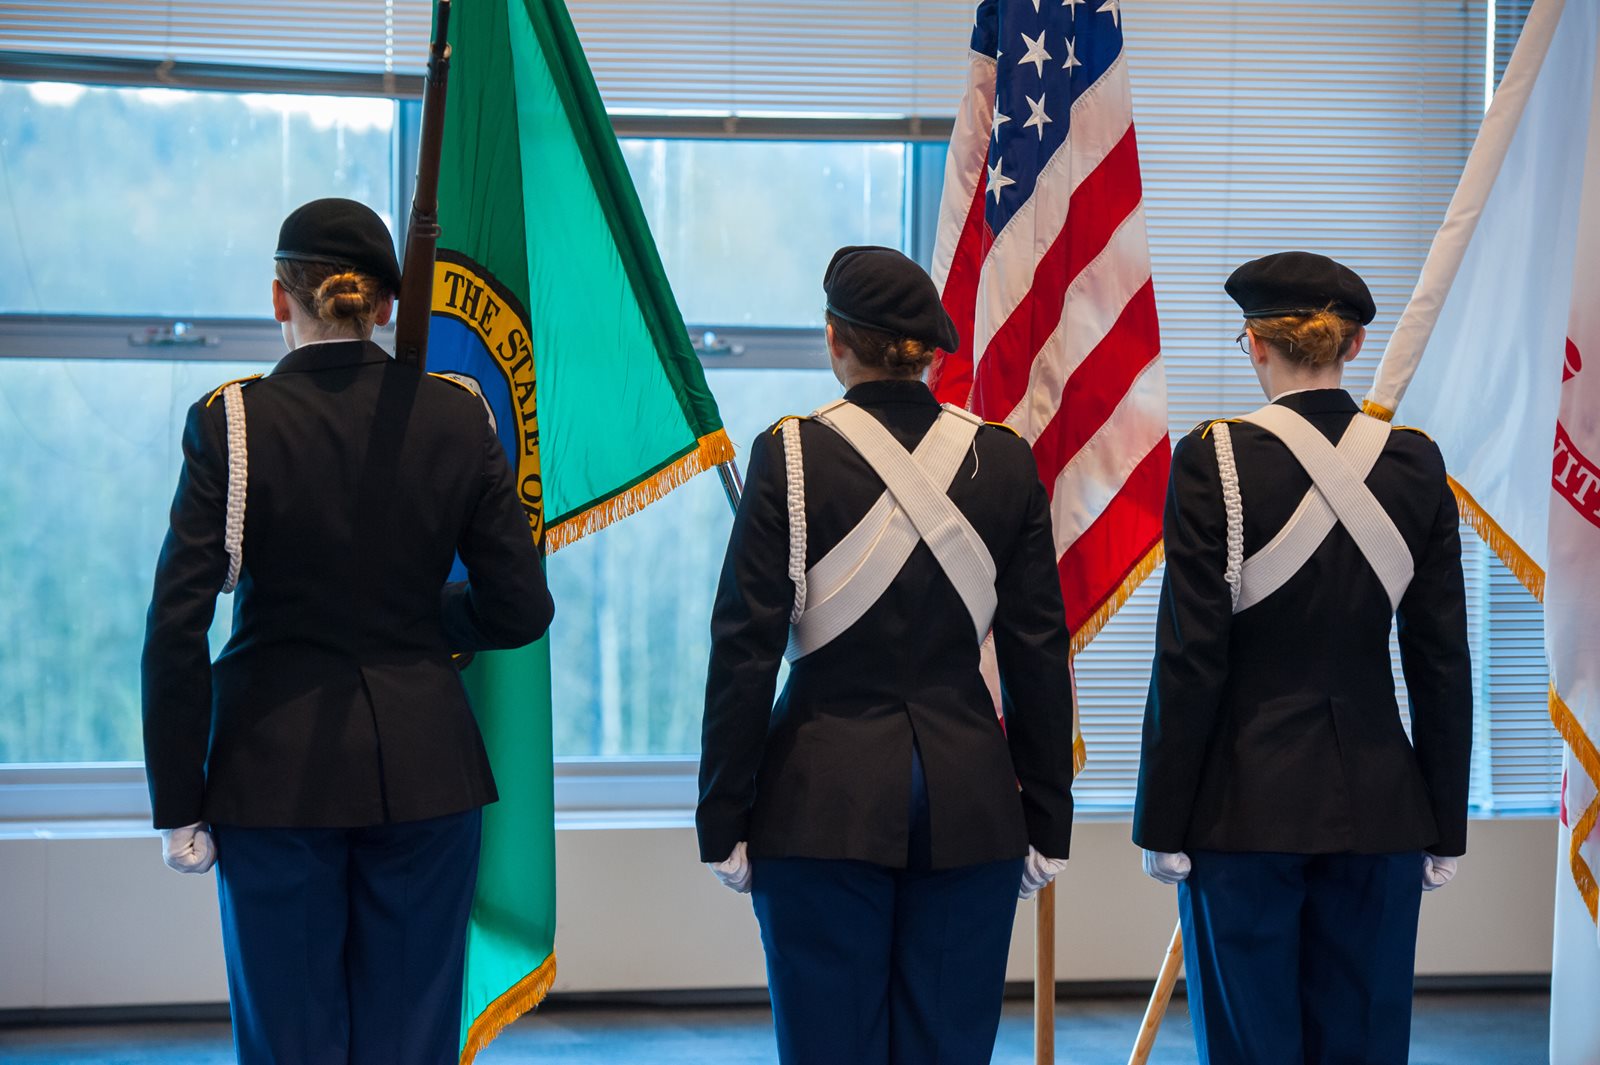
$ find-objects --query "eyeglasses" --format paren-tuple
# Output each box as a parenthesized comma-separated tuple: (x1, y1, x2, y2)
(1237, 330, 1298, 356)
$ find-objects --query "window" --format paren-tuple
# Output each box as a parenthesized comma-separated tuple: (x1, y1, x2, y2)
(545, 0, 1562, 817)
(0, 81, 916, 766)
(0, 1, 1562, 823)
(620, 139, 908, 327)
(1067, 0, 1558, 814)
(0, 81, 396, 317)
(0, 356, 258, 763)
(549, 369, 843, 757)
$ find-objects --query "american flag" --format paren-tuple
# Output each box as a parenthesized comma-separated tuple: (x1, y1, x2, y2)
(930, 0, 1168, 664)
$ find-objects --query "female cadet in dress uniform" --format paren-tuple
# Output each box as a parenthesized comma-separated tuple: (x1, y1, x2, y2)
(1133, 252, 1473, 1065)
(696, 246, 1078, 1065)
(141, 198, 552, 1065)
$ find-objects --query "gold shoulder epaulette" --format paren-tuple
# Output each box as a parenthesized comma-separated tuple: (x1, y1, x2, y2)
(1393, 424, 1435, 442)
(204, 373, 264, 407)
(427, 371, 478, 396)
(983, 420, 1021, 437)
(1197, 418, 1240, 439)
(770, 414, 809, 436)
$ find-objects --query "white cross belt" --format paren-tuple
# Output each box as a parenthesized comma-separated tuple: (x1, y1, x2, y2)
(782, 399, 998, 662)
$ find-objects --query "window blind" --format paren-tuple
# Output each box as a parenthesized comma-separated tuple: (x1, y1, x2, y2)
(1, 0, 1559, 813)
(566, 1, 973, 116)
(1481, 557, 1556, 811)
(1071, 0, 1538, 811)
(0, 2, 432, 76)
(1495, 0, 1536, 89)
(0, 0, 979, 117)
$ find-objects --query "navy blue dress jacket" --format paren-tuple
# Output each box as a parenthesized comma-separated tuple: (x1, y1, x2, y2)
(1133, 389, 1472, 857)
(142, 340, 553, 830)
(697, 379, 1077, 870)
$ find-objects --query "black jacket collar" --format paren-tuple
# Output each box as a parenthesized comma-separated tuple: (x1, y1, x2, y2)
(272, 339, 391, 376)
(1272, 388, 1359, 416)
(843, 378, 939, 408)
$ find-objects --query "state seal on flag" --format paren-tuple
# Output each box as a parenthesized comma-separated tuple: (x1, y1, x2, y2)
(428, 250, 544, 546)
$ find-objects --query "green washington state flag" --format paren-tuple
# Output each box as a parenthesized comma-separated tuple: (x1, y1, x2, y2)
(420, 1, 731, 1059)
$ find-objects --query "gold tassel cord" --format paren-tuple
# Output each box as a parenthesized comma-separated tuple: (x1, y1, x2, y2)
(1070, 541, 1165, 657)
(1550, 686, 1600, 921)
(545, 430, 737, 554)
(1361, 399, 1395, 421)
(1447, 476, 1546, 602)
(1065, 541, 1164, 778)
(459, 953, 559, 1065)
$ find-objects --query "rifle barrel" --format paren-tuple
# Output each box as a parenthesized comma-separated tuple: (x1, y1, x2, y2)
(393, 0, 453, 368)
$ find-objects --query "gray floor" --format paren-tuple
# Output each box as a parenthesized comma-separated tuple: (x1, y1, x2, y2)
(0, 992, 1549, 1064)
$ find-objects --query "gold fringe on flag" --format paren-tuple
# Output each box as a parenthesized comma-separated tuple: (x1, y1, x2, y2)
(1064, 540, 1164, 777)
(546, 429, 737, 553)
(1360, 401, 1546, 599)
(459, 953, 559, 1065)
(1447, 475, 1546, 601)
(1070, 541, 1165, 656)
(1550, 686, 1600, 922)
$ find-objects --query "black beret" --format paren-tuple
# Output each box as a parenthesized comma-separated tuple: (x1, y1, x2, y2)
(1225, 251, 1375, 326)
(823, 245, 960, 353)
(274, 198, 402, 294)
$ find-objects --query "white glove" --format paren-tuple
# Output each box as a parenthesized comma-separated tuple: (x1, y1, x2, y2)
(1142, 849, 1191, 885)
(160, 822, 217, 874)
(709, 840, 752, 894)
(1019, 846, 1068, 900)
(1423, 853, 1458, 891)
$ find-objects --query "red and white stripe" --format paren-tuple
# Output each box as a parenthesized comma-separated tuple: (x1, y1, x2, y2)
(931, 39, 1168, 646)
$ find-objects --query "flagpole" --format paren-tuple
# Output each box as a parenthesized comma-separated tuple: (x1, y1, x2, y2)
(716, 460, 743, 512)
(1127, 923, 1185, 1065)
(1034, 881, 1056, 1064)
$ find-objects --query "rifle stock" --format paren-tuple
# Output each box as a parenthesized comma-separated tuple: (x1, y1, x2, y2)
(393, 0, 453, 368)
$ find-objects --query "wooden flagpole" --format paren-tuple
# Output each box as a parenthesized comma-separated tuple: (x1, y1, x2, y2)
(1034, 881, 1057, 1064)
(1127, 922, 1185, 1065)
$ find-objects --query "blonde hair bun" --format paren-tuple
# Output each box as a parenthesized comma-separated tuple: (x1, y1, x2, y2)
(314, 271, 376, 322)
(1246, 306, 1359, 368)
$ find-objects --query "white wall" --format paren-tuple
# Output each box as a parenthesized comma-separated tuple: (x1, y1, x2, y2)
(0, 817, 1554, 1010)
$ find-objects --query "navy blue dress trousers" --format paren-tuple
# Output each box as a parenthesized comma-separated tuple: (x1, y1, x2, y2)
(749, 743, 1025, 1065)
(214, 809, 482, 1065)
(1178, 849, 1425, 1065)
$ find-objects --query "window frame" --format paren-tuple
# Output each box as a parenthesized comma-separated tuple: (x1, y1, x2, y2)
(0, 759, 705, 828)
(0, 3, 1561, 826)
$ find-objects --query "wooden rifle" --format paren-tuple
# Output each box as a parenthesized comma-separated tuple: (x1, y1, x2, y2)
(393, 0, 453, 368)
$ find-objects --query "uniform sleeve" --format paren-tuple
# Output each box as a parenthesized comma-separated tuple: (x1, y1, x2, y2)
(1132, 431, 1233, 853)
(440, 412, 554, 652)
(141, 399, 229, 829)
(1396, 460, 1472, 857)
(991, 451, 1076, 860)
(696, 429, 793, 863)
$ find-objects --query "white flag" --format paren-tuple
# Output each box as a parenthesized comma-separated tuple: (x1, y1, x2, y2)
(1361, 2, 1600, 1061)
(1549, 14, 1600, 1059)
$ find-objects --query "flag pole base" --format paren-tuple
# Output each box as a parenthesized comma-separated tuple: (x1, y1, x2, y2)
(1034, 880, 1056, 1065)
(1127, 923, 1184, 1065)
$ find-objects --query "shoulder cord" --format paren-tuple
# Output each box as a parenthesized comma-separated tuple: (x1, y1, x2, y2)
(780, 417, 808, 623)
(1211, 422, 1244, 610)
(221, 382, 248, 594)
